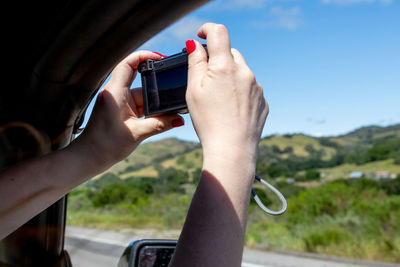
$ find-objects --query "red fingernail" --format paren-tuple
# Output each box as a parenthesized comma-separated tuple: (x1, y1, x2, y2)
(152, 51, 168, 58)
(172, 117, 184, 128)
(186, 40, 196, 55)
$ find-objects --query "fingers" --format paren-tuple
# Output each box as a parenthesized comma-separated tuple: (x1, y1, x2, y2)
(130, 87, 145, 117)
(104, 51, 163, 117)
(128, 115, 184, 141)
(231, 48, 247, 66)
(197, 23, 233, 65)
(108, 51, 162, 91)
(186, 40, 208, 90)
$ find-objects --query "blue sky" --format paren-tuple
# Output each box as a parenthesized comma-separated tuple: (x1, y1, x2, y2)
(85, 0, 400, 142)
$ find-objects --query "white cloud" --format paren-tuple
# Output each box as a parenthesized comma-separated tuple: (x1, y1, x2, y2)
(141, 16, 207, 48)
(231, 0, 270, 8)
(307, 117, 327, 125)
(274, 6, 304, 30)
(311, 132, 326, 137)
(321, 0, 392, 5)
(252, 6, 304, 30)
(169, 17, 206, 40)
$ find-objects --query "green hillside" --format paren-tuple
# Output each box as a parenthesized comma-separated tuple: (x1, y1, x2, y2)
(259, 134, 336, 160)
(320, 159, 400, 181)
(102, 123, 400, 183)
(107, 138, 200, 175)
(69, 123, 400, 263)
(340, 124, 400, 143)
(119, 148, 204, 180)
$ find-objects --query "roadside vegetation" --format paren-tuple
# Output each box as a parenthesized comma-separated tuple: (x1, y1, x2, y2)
(67, 124, 400, 263)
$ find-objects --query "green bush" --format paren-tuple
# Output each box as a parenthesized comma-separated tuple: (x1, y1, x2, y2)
(365, 138, 400, 162)
(86, 172, 121, 190)
(380, 177, 400, 195)
(191, 168, 202, 184)
(265, 165, 286, 178)
(286, 183, 347, 225)
(68, 169, 400, 263)
(303, 226, 352, 252)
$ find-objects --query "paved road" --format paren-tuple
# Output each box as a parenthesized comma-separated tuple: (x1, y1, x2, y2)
(65, 226, 398, 267)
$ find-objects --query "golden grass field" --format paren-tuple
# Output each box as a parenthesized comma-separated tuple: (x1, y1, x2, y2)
(259, 134, 336, 160)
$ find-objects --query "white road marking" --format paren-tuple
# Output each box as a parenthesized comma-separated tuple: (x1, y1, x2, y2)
(242, 263, 266, 267)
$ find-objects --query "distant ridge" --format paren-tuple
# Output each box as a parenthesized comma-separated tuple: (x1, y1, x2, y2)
(104, 123, 400, 179)
(340, 123, 400, 138)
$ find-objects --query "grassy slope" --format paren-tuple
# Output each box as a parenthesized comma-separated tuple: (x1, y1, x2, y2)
(338, 124, 400, 146)
(118, 148, 203, 179)
(320, 159, 400, 181)
(119, 134, 336, 179)
(68, 124, 400, 263)
(108, 138, 199, 174)
(120, 165, 159, 178)
(106, 124, 400, 181)
(259, 134, 336, 160)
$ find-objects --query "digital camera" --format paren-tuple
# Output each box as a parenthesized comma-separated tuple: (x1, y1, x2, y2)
(138, 44, 207, 117)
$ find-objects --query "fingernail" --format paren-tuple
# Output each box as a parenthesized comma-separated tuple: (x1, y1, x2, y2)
(185, 40, 196, 55)
(152, 51, 168, 58)
(172, 117, 184, 128)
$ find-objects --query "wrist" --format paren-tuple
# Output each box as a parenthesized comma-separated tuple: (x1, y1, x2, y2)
(202, 140, 257, 167)
(202, 145, 256, 185)
(67, 136, 114, 175)
(200, 145, 257, 222)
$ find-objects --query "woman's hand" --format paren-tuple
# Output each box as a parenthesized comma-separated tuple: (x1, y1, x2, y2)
(72, 51, 184, 170)
(172, 23, 269, 267)
(186, 23, 269, 166)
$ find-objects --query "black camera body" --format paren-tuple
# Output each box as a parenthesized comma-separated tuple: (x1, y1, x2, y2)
(139, 45, 207, 117)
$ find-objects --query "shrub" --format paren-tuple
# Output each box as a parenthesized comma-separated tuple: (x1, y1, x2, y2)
(303, 226, 352, 252)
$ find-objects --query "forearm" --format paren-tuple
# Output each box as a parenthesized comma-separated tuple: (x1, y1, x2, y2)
(0, 140, 106, 240)
(0, 50, 183, 240)
(171, 22, 267, 267)
(171, 150, 256, 267)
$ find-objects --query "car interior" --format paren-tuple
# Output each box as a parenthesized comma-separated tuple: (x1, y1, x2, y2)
(0, 0, 209, 266)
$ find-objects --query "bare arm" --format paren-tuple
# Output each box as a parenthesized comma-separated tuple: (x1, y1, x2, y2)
(0, 140, 104, 240)
(171, 23, 269, 266)
(0, 51, 183, 240)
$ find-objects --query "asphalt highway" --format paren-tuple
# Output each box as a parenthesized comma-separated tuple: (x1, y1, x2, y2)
(65, 226, 398, 267)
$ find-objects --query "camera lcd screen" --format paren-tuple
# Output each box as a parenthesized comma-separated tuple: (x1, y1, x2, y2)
(145, 64, 188, 115)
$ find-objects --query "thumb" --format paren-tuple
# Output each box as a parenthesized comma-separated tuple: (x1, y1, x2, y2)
(186, 39, 207, 87)
(128, 115, 184, 141)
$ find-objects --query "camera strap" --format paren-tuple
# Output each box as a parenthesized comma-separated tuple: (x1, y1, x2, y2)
(251, 175, 287, 216)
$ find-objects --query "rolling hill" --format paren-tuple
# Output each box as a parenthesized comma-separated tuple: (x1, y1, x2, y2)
(108, 138, 200, 175)
(99, 123, 400, 181)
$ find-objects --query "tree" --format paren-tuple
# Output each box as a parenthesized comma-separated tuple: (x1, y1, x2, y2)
(177, 155, 186, 166)
(88, 172, 121, 190)
(266, 165, 285, 178)
(191, 168, 202, 184)
(305, 169, 320, 181)
(156, 167, 188, 195)
(271, 145, 282, 154)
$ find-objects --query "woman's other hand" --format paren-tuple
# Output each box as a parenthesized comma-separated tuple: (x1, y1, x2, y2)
(73, 51, 184, 170)
(172, 23, 269, 267)
(186, 23, 269, 168)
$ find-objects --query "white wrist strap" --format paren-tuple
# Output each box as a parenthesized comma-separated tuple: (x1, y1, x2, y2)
(251, 175, 287, 216)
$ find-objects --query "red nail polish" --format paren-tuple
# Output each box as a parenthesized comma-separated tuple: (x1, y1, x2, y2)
(185, 40, 196, 55)
(172, 118, 184, 128)
(152, 51, 168, 58)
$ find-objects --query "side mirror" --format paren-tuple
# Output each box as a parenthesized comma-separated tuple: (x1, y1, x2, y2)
(118, 239, 177, 267)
